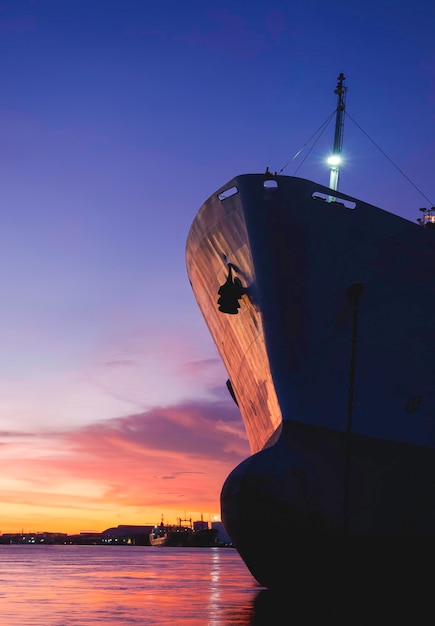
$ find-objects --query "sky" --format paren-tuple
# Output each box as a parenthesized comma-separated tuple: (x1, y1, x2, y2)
(0, 0, 434, 535)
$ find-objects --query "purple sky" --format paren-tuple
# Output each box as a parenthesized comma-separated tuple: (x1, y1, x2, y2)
(0, 0, 434, 533)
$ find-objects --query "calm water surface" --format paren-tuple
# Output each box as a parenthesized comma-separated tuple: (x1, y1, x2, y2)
(0, 544, 268, 625)
(1, 544, 431, 624)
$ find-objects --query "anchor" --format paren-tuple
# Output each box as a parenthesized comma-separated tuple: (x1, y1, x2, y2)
(217, 264, 244, 314)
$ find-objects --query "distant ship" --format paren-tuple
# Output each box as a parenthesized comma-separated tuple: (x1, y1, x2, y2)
(149, 519, 172, 546)
(186, 74, 435, 592)
(149, 517, 217, 547)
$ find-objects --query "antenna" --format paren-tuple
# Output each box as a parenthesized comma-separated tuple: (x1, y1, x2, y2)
(328, 73, 347, 191)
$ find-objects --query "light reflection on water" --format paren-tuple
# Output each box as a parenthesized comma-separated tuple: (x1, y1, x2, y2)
(0, 545, 263, 625)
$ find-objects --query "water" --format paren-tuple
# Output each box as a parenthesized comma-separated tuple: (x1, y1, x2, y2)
(0, 544, 267, 625)
(3, 544, 431, 624)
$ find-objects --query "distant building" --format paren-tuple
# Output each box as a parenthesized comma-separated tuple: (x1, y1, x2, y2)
(65, 532, 103, 545)
(0, 521, 233, 547)
(101, 525, 153, 546)
(0, 532, 68, 544)
(192, 519, 210, 531)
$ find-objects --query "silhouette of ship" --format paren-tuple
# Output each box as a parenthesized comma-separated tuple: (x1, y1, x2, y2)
(186, 74, 435, 591)
(149, 516, 217, 547)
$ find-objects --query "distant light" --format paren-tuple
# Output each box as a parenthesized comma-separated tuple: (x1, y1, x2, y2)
(327, 155, 341, 166)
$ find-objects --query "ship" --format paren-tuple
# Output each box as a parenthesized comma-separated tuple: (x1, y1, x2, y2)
(149, 518, 171, 546)
(185, 74, 435, 593)
(149, 517, 194, 546)
(149, 516, 218, 547)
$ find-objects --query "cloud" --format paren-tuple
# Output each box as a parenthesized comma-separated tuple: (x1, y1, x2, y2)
(0, 393, 250, 530)
(0, 430, 36, 438)
(69, 396, 248, 463)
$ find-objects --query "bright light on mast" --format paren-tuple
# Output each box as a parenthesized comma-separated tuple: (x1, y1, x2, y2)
(328, 73, 347, 192)
(327, 155, 341, 166)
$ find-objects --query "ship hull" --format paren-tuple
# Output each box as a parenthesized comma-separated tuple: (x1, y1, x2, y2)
(186, 173, 435, 588)
(221, 419, 435, 590)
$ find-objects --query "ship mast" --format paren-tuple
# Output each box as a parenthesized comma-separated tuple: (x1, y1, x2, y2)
(328, 72, 347, 192)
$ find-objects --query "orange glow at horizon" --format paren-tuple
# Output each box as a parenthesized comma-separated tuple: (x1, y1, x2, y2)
(0, 503, 221, 536)
(0, 395, 249, 535)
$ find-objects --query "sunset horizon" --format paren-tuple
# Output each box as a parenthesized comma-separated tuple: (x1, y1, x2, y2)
(1, 1, 433, 541)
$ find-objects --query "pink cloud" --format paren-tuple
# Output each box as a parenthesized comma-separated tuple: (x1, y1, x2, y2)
(0, 394, 250, 529)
